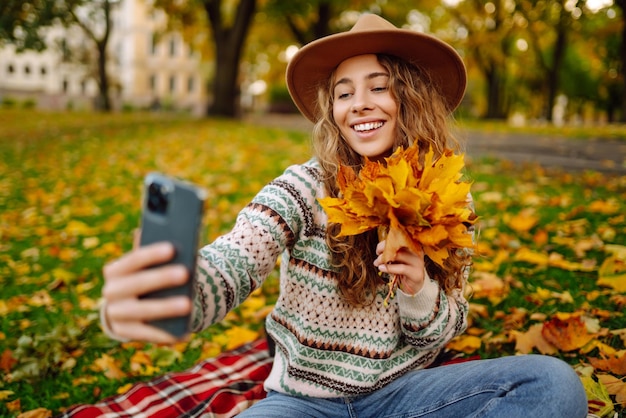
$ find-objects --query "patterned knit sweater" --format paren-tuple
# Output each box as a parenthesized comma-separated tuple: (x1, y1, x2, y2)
(192, 158, 469, 398)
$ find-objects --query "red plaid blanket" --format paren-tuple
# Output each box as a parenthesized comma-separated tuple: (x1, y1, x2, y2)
(56, 339, 273, 418)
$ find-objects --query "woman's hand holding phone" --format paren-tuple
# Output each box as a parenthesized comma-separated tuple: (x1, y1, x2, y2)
(100, 173, 206, 343)
(102, 242, 193, 344)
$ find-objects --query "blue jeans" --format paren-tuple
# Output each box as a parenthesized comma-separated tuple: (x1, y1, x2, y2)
(237, 355, 587, 418)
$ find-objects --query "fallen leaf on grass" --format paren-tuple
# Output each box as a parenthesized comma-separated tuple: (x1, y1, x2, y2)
(581, 375, 615, 418)
(542, 314, 596, 352)
(468, 271, 508, 303)
(598, 252, 626, 292)
(92, 354, 126, 379)
(446, 335, 482, 354)
(17, 408, 52, 418)
(589, 352, 626, 375)
(506, 209, 539, 233)
(0, 390, 14, 400)
(1, 349, 17, 373)
(511, 323, 558, 355)
(597, 374, 626, 407)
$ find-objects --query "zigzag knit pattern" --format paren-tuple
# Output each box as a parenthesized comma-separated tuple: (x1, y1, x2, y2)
(193, 158, 469, 398)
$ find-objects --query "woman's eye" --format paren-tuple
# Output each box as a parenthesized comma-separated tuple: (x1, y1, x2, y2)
(372, 86, 388, 92)
(336, 92, 352, 100)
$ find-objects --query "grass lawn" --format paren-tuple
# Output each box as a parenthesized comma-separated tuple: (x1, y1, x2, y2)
(0, 109, 624, 417)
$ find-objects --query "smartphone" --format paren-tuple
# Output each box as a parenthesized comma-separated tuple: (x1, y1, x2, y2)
(139, 172, 207, 338)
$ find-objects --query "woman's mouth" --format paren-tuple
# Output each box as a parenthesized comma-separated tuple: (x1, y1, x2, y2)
(352, 121, 384, 132)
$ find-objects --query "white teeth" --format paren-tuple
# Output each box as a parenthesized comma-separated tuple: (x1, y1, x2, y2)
(353, 122, 383, 132)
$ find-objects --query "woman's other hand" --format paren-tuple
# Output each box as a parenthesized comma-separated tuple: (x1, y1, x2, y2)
(374, 241, 425, 296)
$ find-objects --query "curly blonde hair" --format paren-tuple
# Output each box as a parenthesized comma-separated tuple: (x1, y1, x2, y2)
(312, 54, 473, 306)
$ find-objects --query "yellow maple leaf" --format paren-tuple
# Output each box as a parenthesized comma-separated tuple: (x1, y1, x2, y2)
(580, 375, 615, 418)
(506, 209, 539, 233)
(17, 408, 52, 418)
(446, 335, 482, 354)
(598, 251, 626, 292)
(318, 144, 476, 267)
(92, 354, 126, 379)
(223, 326, 259, 351)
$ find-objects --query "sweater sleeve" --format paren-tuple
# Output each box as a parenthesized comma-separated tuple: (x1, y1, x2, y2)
(396, 192, 475, 350)
(189, 164, 310, 332)
(396, 274, 469, 350)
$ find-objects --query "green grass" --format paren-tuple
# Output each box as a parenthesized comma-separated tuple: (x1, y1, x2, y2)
(0, 109, 624, 417)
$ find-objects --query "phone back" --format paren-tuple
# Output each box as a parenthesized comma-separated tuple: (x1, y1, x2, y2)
(139, 173, 206, 337)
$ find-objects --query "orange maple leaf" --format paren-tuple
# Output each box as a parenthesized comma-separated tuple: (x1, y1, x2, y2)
(92, 354, 126, 379)
(511, 323, 558, 355)
(541, 314, 595, 352)
(318, 144, 476, 266)
(597, 374, 626, 406)
(589, 352, 626, 375)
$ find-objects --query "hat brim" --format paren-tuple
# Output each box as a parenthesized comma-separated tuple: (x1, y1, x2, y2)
(286, 29, 467, 122)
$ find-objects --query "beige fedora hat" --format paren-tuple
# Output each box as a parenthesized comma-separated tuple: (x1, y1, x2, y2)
(286, 13, 467, 122)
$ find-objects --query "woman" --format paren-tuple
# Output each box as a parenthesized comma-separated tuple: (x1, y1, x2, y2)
(102, 13, 588, 417)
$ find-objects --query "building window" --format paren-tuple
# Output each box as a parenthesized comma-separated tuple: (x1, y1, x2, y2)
(169, 37, 177, 57)
(81, 80, 86, 95)
(150, 33, 157, 55)
(62, 78, 69, 93)
(24, 64, 31, 75)
(169, 75, 176, 93)
(40, 66, 47, 76)
(150, 74, 157, 93)
(61, 39, 70, 62)
(187, 76, 195, 93)
(7, 64, 14, 74)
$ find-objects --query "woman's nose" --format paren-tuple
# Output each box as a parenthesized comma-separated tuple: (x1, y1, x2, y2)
(351, 91, 373, 113)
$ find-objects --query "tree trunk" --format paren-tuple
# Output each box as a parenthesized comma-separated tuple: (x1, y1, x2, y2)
(204, 0, 256, 118)
(619, 0, 626, 122)
(96, 42, 111, 111)
(485, 68, 506, 120)
(545, 14, 567, 122)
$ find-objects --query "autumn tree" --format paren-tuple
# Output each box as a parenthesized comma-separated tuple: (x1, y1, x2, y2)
(60, 0, 118, 111)
(0, 0, 58, 50)
(155, 0, 257, 117)
(446, 0, 519, 120)
(0, 0, 118, 112)
(516, 0, 590, 122)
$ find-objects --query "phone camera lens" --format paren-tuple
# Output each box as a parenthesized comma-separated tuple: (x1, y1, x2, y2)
(147, 182, 169, 214)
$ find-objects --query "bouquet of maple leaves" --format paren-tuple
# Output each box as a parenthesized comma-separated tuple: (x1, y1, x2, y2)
(318, 142, 477, 304)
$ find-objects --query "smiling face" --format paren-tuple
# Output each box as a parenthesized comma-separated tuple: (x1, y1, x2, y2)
(332, 54, 398, 161)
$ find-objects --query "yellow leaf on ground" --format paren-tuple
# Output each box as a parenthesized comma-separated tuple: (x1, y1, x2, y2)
(511, 323, 558, 355)
(542, 314, 595, 352)
(514, 247, 548, 266)
(598, 253, 626, 292)
(223, 326, 259, 350)
(116, 383, 133, 395)
(446, 335, 481, 354)
(92, 354, 126, 379)
(580, 375, 615, 418)
(16, 408, 52, 418)
(506, 209, 539, 233)
(468, 271, 508, 304)
(0, 390, 14, 400)
(597, 374, 626, 406)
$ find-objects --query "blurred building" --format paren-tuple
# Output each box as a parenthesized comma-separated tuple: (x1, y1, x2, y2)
(0, 0, 209, 113)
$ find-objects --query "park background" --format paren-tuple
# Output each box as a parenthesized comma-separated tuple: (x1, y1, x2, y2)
(1, 1, 626, 417)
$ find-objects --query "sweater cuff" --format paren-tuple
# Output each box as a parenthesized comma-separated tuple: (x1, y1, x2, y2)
(99, 301, 130, 342)
(396, 272, 439, 318)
